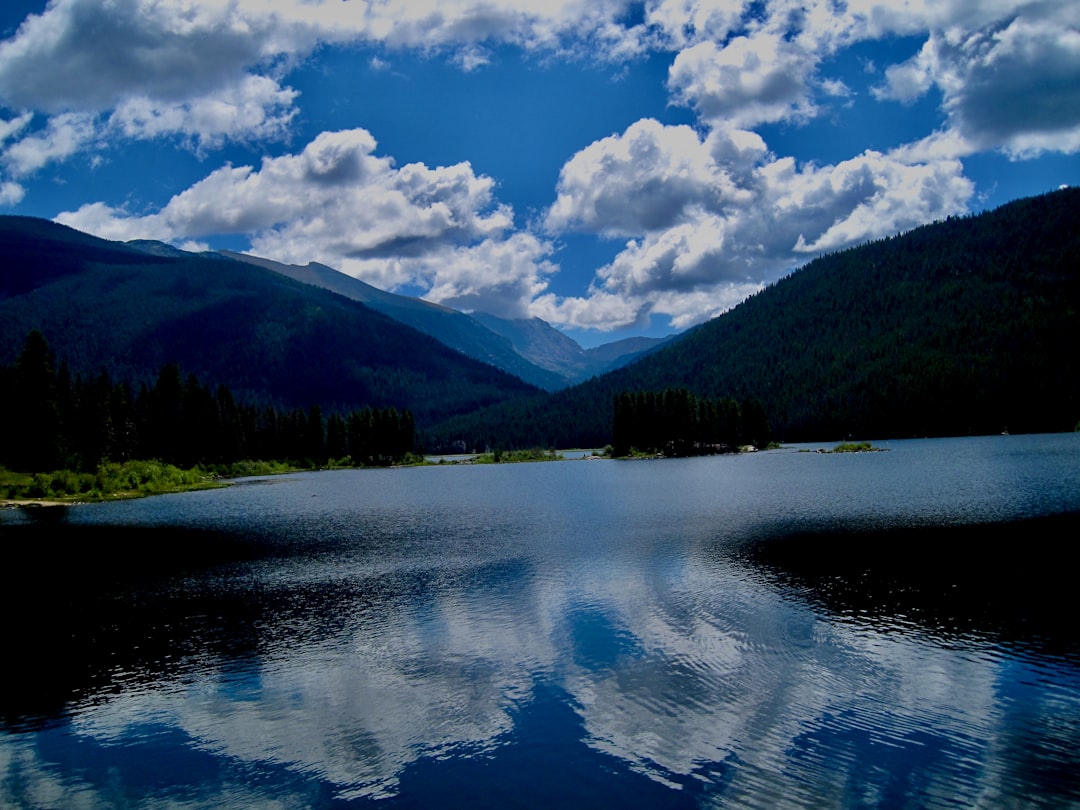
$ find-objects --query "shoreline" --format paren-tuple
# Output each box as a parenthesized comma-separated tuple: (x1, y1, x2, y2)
(2, 498, 70, 508)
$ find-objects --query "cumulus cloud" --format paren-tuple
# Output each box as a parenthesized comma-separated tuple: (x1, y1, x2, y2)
(2, 112, 99, 176)
(668, 34, 818, 128)
(872, 6, 1080, 157)
(0, 180, 24, 205)
(0, 0, 303, 166)
(2, 0, 1076, 172)
(109, 75, 299, 152)
(56, 128, 554, 318)
(0, 0, 654, 179)
(657, 0, 1080, 159)
(785, 151, 974, 253)
(403, 232, 557, 316)
(0, 0, 289, 112)
(2, 76, 300, 176)
(542, 119, 973, 330)
(0, 0, 642, 116)
(0, 112, 31, 144)
(546, 119, 749, 236)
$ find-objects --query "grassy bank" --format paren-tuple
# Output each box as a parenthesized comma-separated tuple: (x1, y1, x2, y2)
(1, 460, 226, 503)
(1, 454, 438, 505)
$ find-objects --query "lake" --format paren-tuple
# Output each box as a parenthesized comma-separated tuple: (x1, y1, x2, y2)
(2, 434, 1080, 808)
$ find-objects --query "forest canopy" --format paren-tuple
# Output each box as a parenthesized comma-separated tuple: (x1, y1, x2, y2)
(0, 331, 415, 476)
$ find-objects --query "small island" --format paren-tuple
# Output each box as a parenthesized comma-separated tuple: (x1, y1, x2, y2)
(475, 447, 563, 464)
(801, 441, 886, 454)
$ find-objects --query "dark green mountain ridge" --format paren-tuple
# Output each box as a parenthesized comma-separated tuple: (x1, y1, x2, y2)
(0, 216, 540, 426)
(425, 187, 1080, 449)
(217, 249, 568, 390)
(218, 249, 669, 389)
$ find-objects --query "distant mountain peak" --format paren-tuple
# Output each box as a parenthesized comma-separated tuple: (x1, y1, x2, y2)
(223, 249, 674, 389)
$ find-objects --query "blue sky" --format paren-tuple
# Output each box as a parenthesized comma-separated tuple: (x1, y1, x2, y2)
(1, 1, 1078, 346)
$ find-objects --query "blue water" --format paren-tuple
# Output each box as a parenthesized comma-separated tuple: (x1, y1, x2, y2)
(2, 434, 1079, 807)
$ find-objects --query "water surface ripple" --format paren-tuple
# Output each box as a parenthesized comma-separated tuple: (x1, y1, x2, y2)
(2, 434, 1079, 807)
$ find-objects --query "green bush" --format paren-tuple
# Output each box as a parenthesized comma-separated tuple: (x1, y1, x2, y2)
(832, 441, 875, 453)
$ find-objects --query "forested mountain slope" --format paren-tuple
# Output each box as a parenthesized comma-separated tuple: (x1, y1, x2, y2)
(219, 250, 568, 390)
(0, 216, 540, 426)
(222, 250, 669, 389)
(426, 188, 1080, 449)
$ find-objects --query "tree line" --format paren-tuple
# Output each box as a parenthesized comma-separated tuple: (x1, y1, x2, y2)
(0, 330, 414, 474)
(613, 389, 770, 457)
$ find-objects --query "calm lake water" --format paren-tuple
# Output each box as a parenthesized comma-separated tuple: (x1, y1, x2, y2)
(2, 434, 1080, 808)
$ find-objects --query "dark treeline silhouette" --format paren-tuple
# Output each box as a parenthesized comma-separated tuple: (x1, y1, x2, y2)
(0, 331, 414, 473)
(613, 389, 770, 456)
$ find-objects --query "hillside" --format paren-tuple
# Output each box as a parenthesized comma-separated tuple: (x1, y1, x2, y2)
(221, 250, 668, 389)
(425, 188, 1080, 449)
(468, 313, 670, 385)
(0, 216, 540, 426)
(217, 251, 568, 390)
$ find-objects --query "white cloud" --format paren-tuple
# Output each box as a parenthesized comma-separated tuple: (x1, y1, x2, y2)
(546, 118, 749, 236)
(55, 127, 554, 318)
(944, 13, 1080, 157)
(531, 288, 645, 332)
(0, 0, 643, 116)
(0, 0, 651, 178)
(0, 112, 31, 144)
(0, 180, 24, 205)
(2, 0, 1077, 173)
(871, 6, 1080, 157)
(452, 44, 493, 72)
(0, 0, 306, 168)
(109, 75, 299, 153)
(787, 151, 974, 253)
(657, 0, 1080, 161)
(0, 0, 302, 172)
(2, 112, 99, 176)
(873, 45, 935, 104)
(819, 78, 852, 98)
(542, 119, 973, 331)
(645, 0, 745, 50)
(405, 232, 556, 317)
(668, 35, 818, 128)
(0, 0, 293, 112)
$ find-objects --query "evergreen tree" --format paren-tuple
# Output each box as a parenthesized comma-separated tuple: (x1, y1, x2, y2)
(326, 412, 347, 461)
(306, 404, 326, 466)
(9, 330, 63, 471)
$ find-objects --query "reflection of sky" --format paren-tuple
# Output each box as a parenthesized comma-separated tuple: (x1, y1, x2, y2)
(4, 438, 1080, 806)
(11, 540, 1067, 807)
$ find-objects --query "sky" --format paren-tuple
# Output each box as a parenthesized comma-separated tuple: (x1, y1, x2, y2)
(1, 1, 1078, 347)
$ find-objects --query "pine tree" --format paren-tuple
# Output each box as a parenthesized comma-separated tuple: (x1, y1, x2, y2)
(9, 331, 63, 471)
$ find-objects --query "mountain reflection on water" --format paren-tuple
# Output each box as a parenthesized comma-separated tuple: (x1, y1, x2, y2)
(2, 434, 1079, 808)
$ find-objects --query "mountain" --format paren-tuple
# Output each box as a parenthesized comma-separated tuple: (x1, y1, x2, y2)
(0, 216, 540, 426)
(217, 250, 567, 390)
(469, 313, 671, 384)
(425, 188, 1080, 449)
(220, 250, 670, 389)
